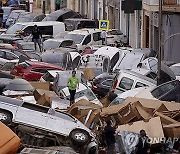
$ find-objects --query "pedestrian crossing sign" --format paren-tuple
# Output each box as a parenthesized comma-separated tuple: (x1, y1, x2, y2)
(99, 20, 110, 31)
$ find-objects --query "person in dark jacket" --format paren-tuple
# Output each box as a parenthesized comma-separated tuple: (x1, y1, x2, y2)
(135, 130, 150, 154)
(104, 120, 116, 154)
(32, 25, 42, 52)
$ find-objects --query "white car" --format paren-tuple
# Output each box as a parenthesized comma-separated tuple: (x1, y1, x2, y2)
(109, 87, 156, 106)
(60, 83, 103, 107)
(170, 63, 180, 81)
(0, 96, 98, 153)
(43, 38, 77, 51)
(64, 29, 103, 52)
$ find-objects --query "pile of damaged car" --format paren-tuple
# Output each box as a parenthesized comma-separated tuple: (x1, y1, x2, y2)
(0, 7, 179, 154)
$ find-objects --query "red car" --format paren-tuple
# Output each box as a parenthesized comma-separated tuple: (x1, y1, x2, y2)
(11, 61, 63, 81)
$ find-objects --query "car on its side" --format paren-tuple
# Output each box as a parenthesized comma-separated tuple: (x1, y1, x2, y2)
(0, 96, 98, 154)
(59, 83, 103, 107)
(10, 60, 64, 81)
(111, 70, 157, 94)
(42, 8, 82, 22)
(91, 73, 116, 98)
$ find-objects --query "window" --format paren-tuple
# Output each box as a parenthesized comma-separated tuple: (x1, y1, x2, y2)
(110, 52, 119, 70)
(6, 52, 18, 60)
(119, 77, 133, 91)
(148, 59, 157, 72)
(32, 68, 47, 74)
(60, 40, 73, 47)
(102, 79, 114, 87)
(0, 51, 5, 58)
(146, 72, 157, 80)
(82, 34, 91, 45)
(39, 26, 53, 35)
(54, 111, 75, 121)
(151, 81, 176, 98)
(135, 82, 147, 88)
(93, 32, 101, 41)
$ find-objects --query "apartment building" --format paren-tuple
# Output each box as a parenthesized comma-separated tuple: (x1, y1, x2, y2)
(143, 0, 180, 62)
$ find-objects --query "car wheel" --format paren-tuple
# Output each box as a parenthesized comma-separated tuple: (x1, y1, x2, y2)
(0, 110, 12, 125)
(70, 129, 90, 147)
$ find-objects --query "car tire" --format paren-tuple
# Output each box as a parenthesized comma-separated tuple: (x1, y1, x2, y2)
(0, 110, 12, 125)
(70, 129, 90, 147)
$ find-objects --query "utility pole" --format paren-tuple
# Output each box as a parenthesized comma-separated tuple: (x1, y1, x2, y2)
(157, 0, 162, 85)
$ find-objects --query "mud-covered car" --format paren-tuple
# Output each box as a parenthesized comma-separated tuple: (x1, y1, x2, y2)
(0, 96, 98, 154)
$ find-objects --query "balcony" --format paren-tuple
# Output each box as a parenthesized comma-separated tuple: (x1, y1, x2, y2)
(143, 0, 180, 12)
(163, 0, 180, 6)
(163, 0, 180, 12)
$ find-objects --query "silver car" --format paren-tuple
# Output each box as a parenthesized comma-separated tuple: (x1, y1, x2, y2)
(0, 96, 98, 153)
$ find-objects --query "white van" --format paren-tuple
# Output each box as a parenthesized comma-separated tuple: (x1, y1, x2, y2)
(64, 28, 103, 52)
(4, 21, 65, 37)
(112, 70, 156, 94)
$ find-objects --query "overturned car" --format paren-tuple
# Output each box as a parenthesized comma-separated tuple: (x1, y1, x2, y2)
(0, 96, 98, 154)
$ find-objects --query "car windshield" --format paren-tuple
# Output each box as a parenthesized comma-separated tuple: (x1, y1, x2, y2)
(74, 89, 96, 101)
(43, 40, 60, 50)
(17, 16, 32, 22)
(42, 72, 54, 82)
(1, 62, 16, 71)
(170, 66, 180, 76)
(109, 97, 125, 106)
(6, 24, 25, 34)
(9, 12, 20, 18)
(19, 44, 35, 50)
(3, 8, 12, 15)
(43, 15, 57, 21)
(64, 34, 85, 44)
(18, 62, 31, 69)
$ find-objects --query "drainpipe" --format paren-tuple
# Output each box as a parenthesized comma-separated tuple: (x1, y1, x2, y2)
(103, 0, 106, 19)
(81, 0, 85, 16)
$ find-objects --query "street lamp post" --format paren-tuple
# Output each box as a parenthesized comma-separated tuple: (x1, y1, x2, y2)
(157, 0, 162, 85)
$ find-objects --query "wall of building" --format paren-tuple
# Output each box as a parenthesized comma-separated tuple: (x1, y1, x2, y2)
(162, 13, 180, 62)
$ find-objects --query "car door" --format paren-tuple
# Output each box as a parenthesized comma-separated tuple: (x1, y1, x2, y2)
(14, 103, 49, 129)
(82, 34, 91, 50)
(47, 109, 76, 136)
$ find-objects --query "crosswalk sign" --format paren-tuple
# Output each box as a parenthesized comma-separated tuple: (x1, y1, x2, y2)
(99, 20, 110, 31)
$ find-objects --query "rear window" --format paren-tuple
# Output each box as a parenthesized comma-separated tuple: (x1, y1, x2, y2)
(119, 77, 133, 91)
(19, 62, 31, 69)
(135, 82, 147, 88)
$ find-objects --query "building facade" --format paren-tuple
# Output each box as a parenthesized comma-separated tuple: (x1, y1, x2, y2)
(143, 0, 180, 62)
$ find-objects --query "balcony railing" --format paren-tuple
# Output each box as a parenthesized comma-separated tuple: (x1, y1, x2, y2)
(163, 0, 180, 5)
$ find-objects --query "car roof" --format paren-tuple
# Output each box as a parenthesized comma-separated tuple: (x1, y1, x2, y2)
(44, 38, 73, 43)
(15, 21, 64, 26)
(25, 60, 63, 69)
(68, 28, 101, 35)
(94, 46, 120, 59)
(11, 10, 25, 13)
(65, 18, 95, 21)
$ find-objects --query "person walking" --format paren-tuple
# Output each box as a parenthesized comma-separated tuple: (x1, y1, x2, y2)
(32, 25, 42, 52)
(0, 6, 4, 28)
(104, 120, 116, 154)
(101, 30, 107, 45)
(67, 70, 79, 105)
(135, 130, 150, 154)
